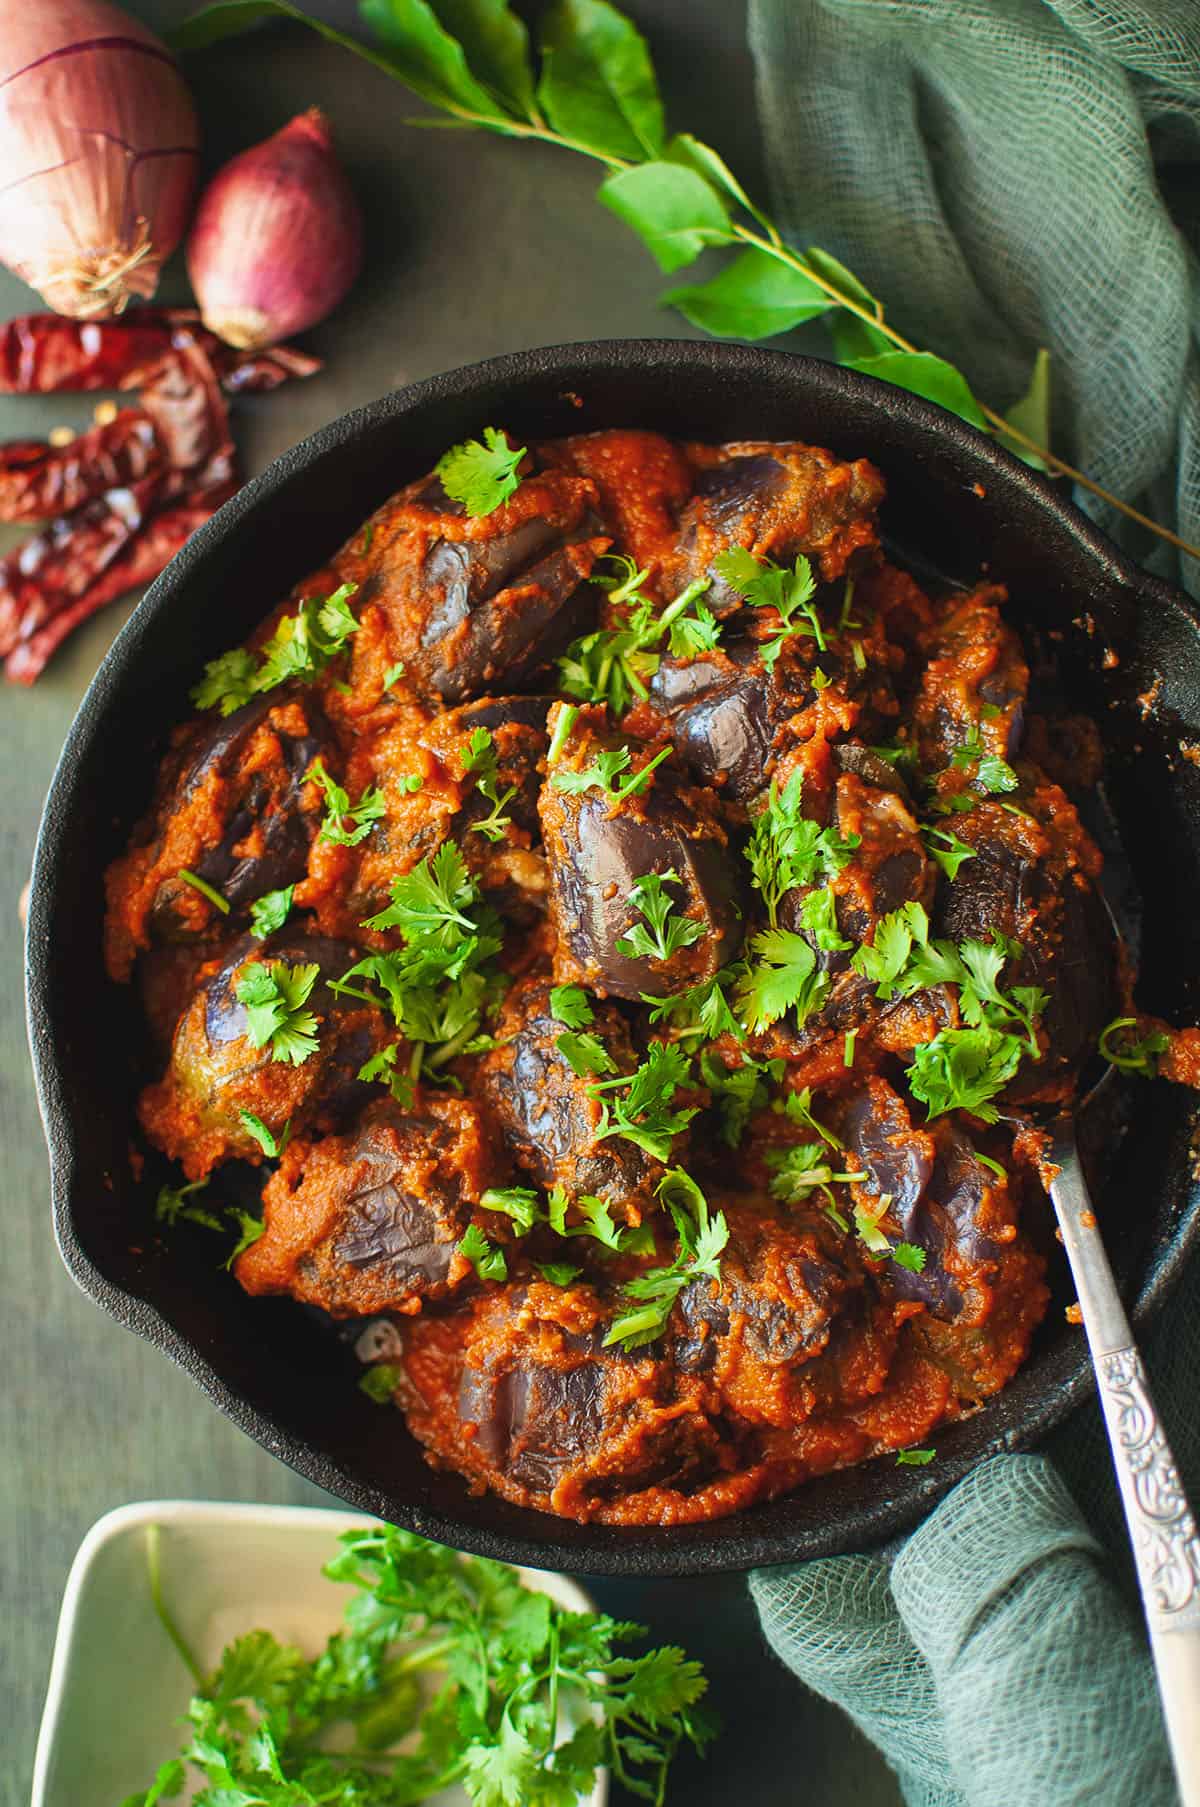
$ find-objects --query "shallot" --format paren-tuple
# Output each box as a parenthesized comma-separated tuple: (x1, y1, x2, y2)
(0, 0, 199, 318)
(186, 109, 363, 350)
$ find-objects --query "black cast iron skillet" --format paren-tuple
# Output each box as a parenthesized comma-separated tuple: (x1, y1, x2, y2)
(26, 340, 1200, 1575)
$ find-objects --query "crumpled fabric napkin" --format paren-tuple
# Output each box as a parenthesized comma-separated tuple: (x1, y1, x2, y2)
(745, 7, 1200, 1800)
(748, 0, 1200, 596)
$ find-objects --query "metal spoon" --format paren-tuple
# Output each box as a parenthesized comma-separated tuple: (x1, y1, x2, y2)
(1046, 1087, 1200, 1798)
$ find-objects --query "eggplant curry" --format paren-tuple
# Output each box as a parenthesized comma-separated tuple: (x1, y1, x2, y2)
(104, 426, 1198, 1526)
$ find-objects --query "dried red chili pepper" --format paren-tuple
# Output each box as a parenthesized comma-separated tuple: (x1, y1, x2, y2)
(0, 308, 320, 681)
(5, 478, 238, 683)
(0, 411, 162, 521)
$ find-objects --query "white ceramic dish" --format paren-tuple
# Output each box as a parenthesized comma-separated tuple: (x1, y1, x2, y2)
(32, 1500, 609, 1807)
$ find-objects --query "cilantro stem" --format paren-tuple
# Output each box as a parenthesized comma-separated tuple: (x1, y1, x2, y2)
(178, 868, 231, 915)
(145, 1524, 204, 1686)
(546, 703, 579, 765)
(424, 1015, 482, 1067)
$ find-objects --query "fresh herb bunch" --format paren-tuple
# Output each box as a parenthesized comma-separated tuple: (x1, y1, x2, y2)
(173, 0, 1194, 561)
(125, 1521, 716, 1807)
(192, 584, 360, 715)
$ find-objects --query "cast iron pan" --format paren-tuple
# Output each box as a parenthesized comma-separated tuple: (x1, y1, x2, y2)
(25, 341, 1200, 1575)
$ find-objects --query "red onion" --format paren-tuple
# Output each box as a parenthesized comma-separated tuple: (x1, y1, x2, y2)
(186, 109, 363, 351)
(0, 0, 199, 318)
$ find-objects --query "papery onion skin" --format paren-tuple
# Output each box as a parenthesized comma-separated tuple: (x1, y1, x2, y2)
(0, 0, 199, 319)
(186, 109, 363, 352)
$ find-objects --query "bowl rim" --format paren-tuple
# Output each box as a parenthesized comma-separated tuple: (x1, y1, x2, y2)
(26, 335, 1200, 1574)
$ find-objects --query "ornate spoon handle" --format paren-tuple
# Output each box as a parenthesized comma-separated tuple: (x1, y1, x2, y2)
(1049, 1120, 1200, 1802)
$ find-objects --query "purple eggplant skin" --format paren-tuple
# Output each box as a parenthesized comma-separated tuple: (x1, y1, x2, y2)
(539, 764, 745, 1000)
(147, 692, 331, 938)
(835, 1082, 1006, 1319)
(456, 1286, 719, 1499)
(475, 978, 663, 1210)
(420, 537, 598, 702)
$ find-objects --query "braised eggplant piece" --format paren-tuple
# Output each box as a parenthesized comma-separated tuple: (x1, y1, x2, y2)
(138, 931, 384, 1178)
(235, 1095, 503, 1316)
(350, 464, 608, 703)
(650, 636, 814, 802)
(933, 792, 1116, 1087)
(104, 691, 332, 980)
(476, 977, 664, 1213)
(673, 1197, 898, 1426)
(539, 706, 744, 999)
(908, 583, 1028, 771)
(669, 439, 885, 605)
(402, 1281, 726, 1513)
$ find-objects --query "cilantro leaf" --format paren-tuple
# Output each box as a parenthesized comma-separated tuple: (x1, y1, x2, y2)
(892, 1242, 928, 1273)
(734, 928, 830, 1034)
(435, 427, 525, 517)
(558, 564, 718, 712)
(551, 743, 672, 801)
(589, 1041, 697, 1161)
(234, 960, 321, 1065)
(906, 1025, 1024, 1122)
(189, 647, 257, 716)
(154, 1177, 261, 1267)
(949, 724, 1018, 796)
(534, 1262, 583, 1288)
(765, 1139, 866, 1207)
(306, 757, 387, 847)
(921, 823, 976, 881)
(480, 1185, 542, 1233)
(712, 547, 824, 664)
(364, 841, 478, 941)
(549, 984, 594, 1027)
(557, 1030, 617, 1078)
(458, 1222, 508, 1281)
(616, 869, 704, 964)
(897, 1447, 936, 1466)
(643, 969, 743, 1045)
(798, 884, 851, 952)
(248, 885, 295, 940)
(851, 900, 930, 997)
(699, 1051, 782, 1147)
(606, 1169, 727, 1349)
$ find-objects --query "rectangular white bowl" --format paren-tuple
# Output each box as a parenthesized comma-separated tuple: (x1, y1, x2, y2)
(33, 1500, 608, 1807)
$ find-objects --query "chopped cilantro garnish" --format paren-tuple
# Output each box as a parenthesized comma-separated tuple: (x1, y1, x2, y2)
(435, 427, 525, 517)
(712, 547, 824, 666)
(249, 884, 294, 940)
(606, 1169, 728, 1350)
(534, 1261, 583, 1287)
(734, 928, 830, 1034)
(589, 1041, 697, 1162)
(364, 841, 479, 941)
(906, 1026, 1025, 1122)
(745, 771, 860, 927)
(557, 1030, 617, 1078)
(479, 1186, 542, 1233)
(551, 743, 672, 802)
(382, 660, 406, 692)
(897, 1447, 936, 1465)
(177, 867, 230, 915)
(154, 1177, 262, 1268)
(892, 1242, 928, 1273)
(798, 884, 851, 952)
(238, 1110, 290, 1159)
(921, 823, 977, 881)
(948, 724, 1018, 797)
(358, 1362, 402, 1403)
(460, 727, 517, 843)
(558, 562, 719, 713)
(549, 984, 594, 1027)
(699, 1051, 783, 1147)
(643, 969, 743, 1046)
(1098, 1015, 1170, 1076)
(765, 1141, 867, 1207)
(192, 585, 360, 714)
(306, 758, 387, 847)
(457, 1221, 508, 1281)
(616, 870, 704, 964)
(234, 960, 321, 1065)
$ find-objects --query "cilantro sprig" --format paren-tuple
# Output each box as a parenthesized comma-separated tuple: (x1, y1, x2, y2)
(127, 1520, 715, 1807)
(699, 1051, 783, 1146)
(461, 727, 518, 843)
(306, 758, 387, 847)
(606, 1169, 728, 1350)
(249, 885, 295, 940)
(616, 870, 704, 964)
(713, 547, 824, 667)
(558, 560, 719, 713)
(551, 742, 672, 802)
(1098, 1015, 1171, 1076)
(154, 1177, 263, 1267)
(734, 928, 830, 1035)
(588, 1040, 698, 1161)
(745, 771, 860, 928)
(192, 584, 360, 715)
(435, 427, 526, 516)
(234, 960, 322, 1066)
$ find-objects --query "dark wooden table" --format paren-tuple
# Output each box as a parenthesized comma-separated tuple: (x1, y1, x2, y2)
(1, 5, 899, 1800)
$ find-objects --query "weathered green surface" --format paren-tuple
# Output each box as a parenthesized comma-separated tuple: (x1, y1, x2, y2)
(0, 5, 897, 1801)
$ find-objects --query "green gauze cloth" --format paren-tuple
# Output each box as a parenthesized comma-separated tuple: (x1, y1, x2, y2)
(747, 0, 1200, 597)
